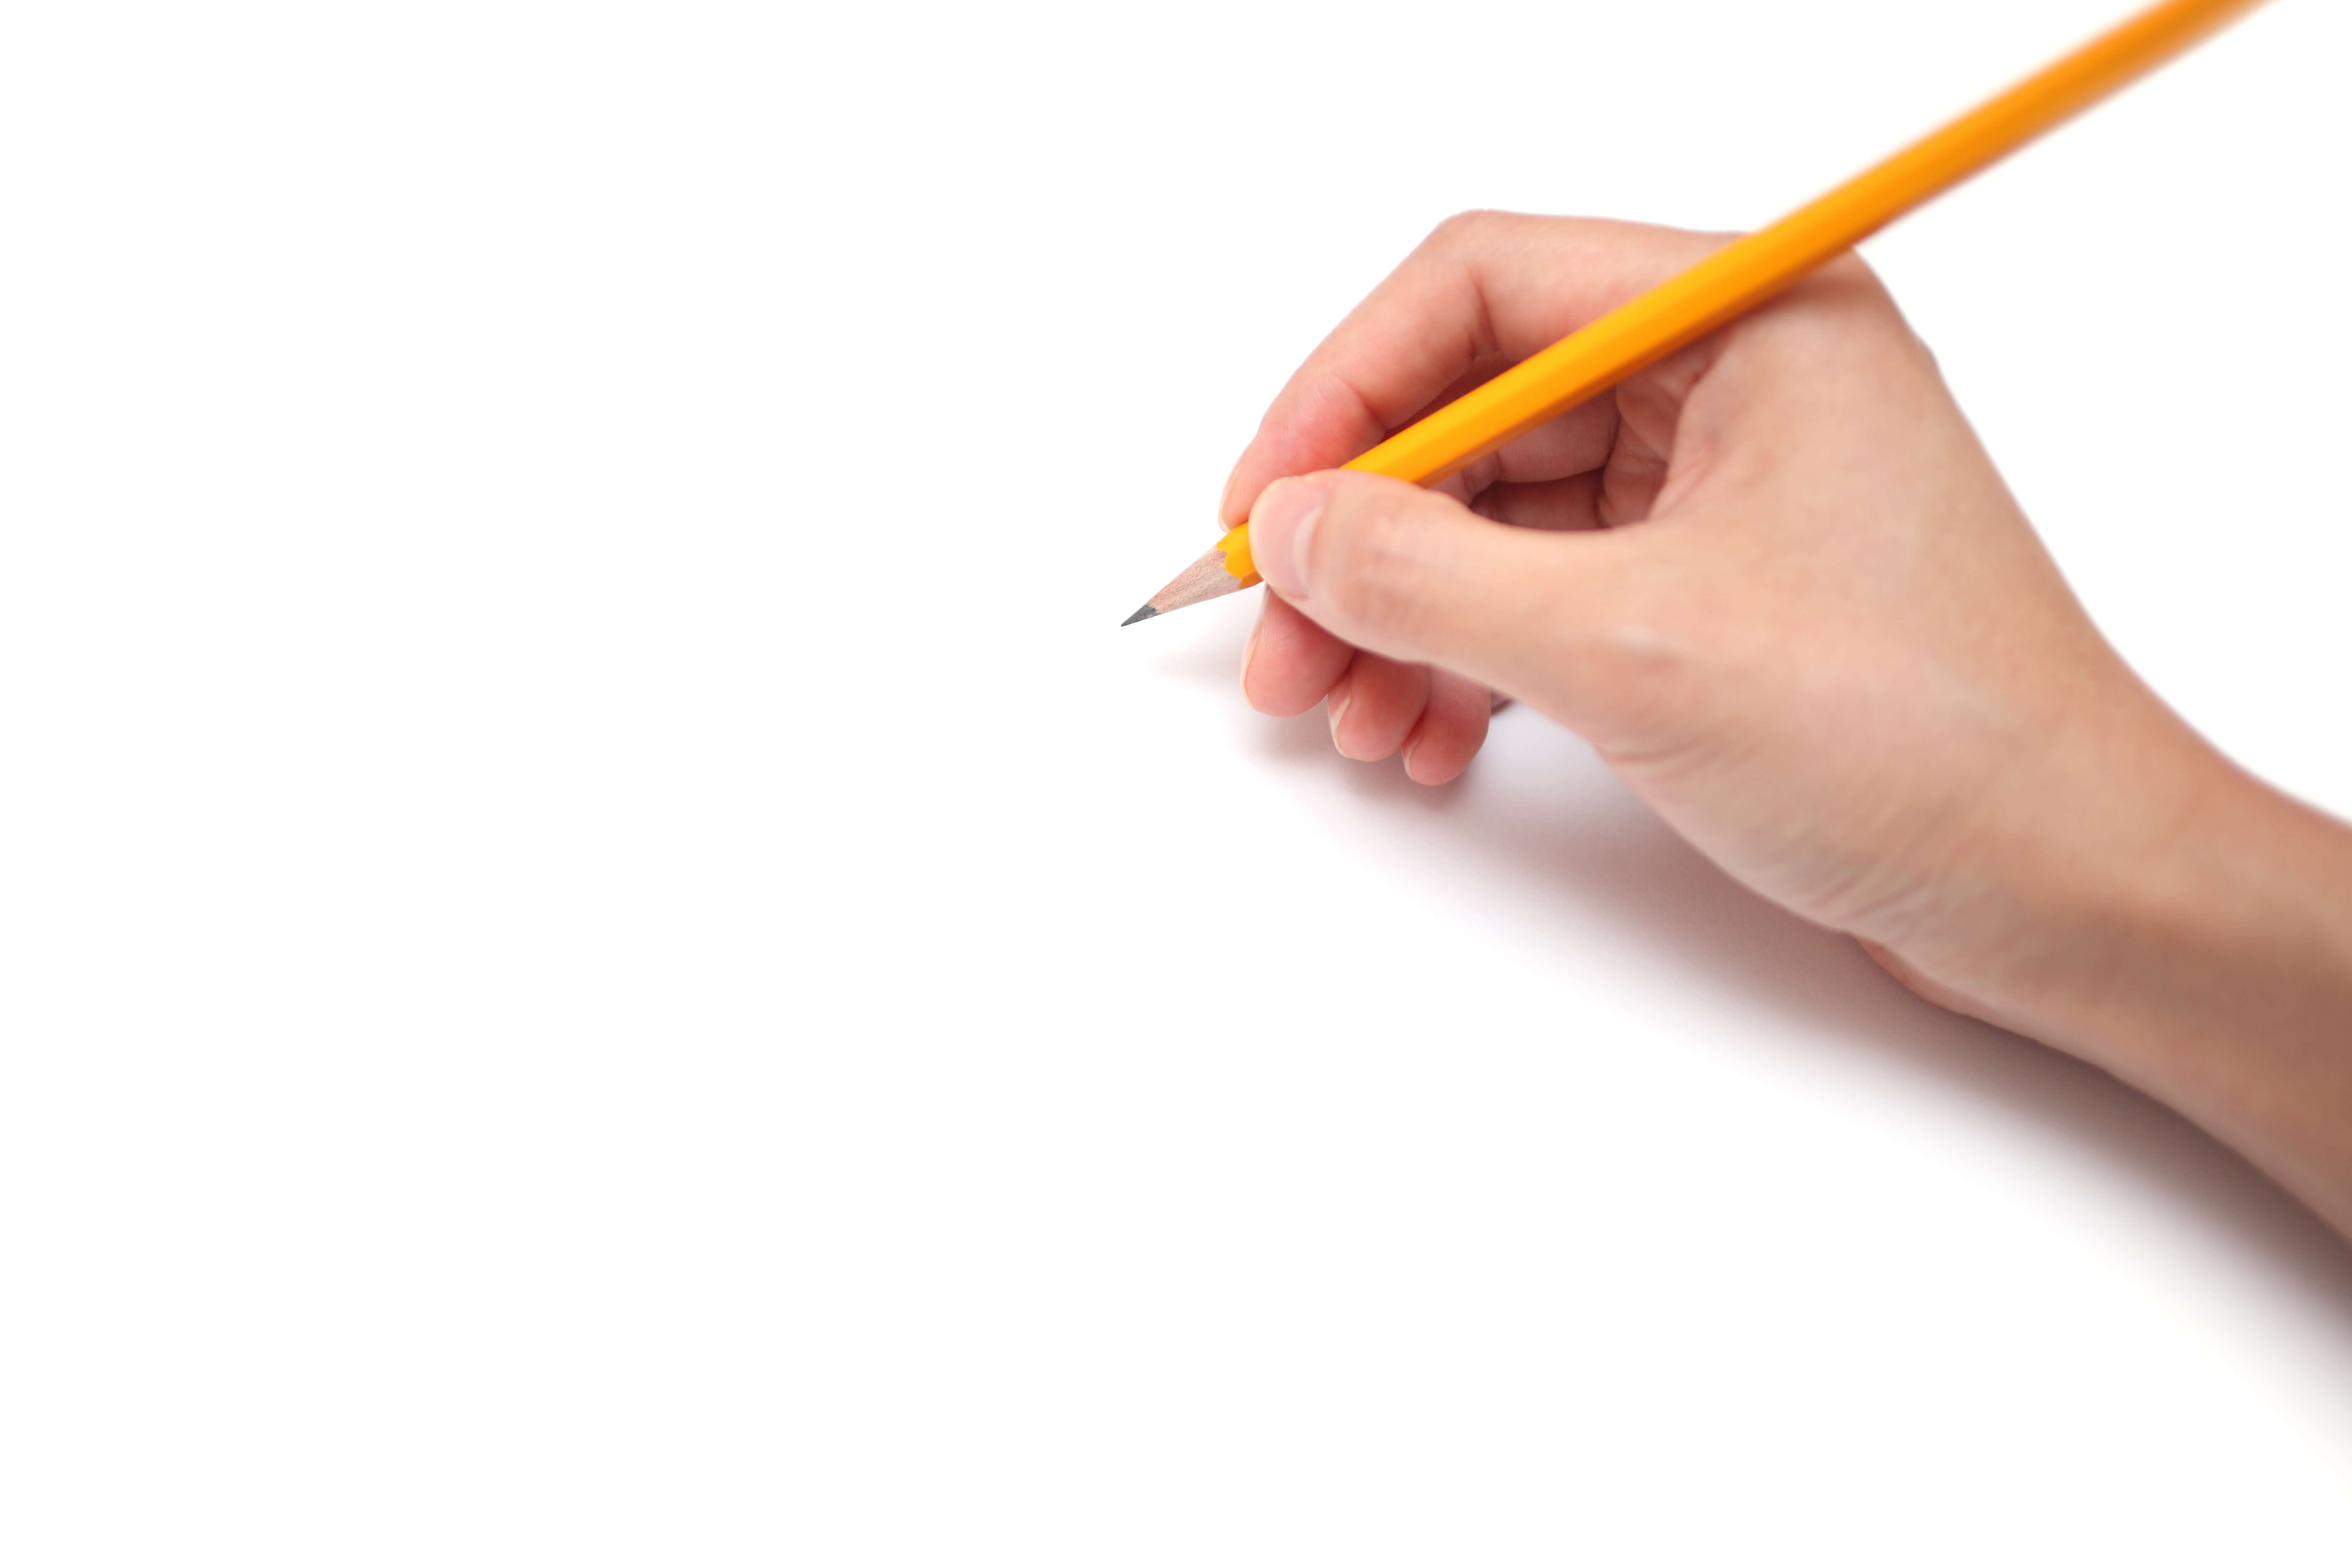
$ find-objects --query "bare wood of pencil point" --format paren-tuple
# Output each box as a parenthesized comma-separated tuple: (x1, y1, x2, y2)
(1119, 0, 2268, 627)
(1121, 527, 1259, 625)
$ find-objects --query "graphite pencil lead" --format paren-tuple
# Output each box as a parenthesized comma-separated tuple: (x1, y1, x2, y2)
(1121, 604, 1161, 627)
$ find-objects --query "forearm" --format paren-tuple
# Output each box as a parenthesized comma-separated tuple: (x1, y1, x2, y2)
(1995, 743, 2352, 1237)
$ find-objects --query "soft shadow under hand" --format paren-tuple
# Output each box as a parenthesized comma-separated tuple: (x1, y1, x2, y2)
(1248, 700, 2352, 1329)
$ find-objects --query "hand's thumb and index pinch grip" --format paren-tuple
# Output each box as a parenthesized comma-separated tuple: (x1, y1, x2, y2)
(1247, 469, 1599, 701)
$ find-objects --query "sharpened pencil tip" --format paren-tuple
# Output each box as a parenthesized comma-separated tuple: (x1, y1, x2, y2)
(1125, 541, 1253, 624)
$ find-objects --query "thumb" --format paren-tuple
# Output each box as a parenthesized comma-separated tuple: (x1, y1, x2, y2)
(1247, 469, 1632, 706)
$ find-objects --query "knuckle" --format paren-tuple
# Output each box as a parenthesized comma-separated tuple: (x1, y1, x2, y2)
(1578, 616, 1690, 702)
(1817, 250, 1881, 290)
(1810, 252, 1902, 321)
(1424, 208, 1506, 258)
(1555, 587, 1704, 744)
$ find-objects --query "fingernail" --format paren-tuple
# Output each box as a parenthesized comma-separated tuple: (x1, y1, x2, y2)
(1250, 477, 1326, 600)
(1217, 469, 1245, 526)
(1239, 619, 1261, 698)
(1326, 683, 1354, 754)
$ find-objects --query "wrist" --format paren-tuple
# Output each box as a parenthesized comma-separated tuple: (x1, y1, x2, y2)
(1909, 698, 2352, 1230)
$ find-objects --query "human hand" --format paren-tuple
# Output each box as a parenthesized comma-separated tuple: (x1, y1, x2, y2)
(1224, 211, 2174, 969)
(1221, 213, 2352, 1233)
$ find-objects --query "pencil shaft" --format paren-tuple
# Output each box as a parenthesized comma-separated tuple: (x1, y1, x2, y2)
(1127, 0, 2272, 617)
(1344, 0, 2267, 490)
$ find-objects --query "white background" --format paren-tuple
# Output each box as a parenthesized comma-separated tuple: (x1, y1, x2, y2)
(3, 0, 2349, 1560)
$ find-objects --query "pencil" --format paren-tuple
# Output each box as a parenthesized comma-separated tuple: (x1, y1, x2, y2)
(1122, 0, 2270, 626)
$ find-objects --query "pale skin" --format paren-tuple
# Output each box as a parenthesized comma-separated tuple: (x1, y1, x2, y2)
(1225, 211, 2352, 1240)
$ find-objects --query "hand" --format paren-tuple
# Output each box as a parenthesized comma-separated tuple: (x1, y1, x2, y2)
(1223, 212, 2352, 1234)
(1222, 211, 2155, 961)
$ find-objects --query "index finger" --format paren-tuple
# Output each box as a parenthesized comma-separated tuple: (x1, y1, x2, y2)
(1218, 212, 1727, 526)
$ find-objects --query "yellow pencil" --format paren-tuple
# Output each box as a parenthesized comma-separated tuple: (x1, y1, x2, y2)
(1122, 0, 2271, 626)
